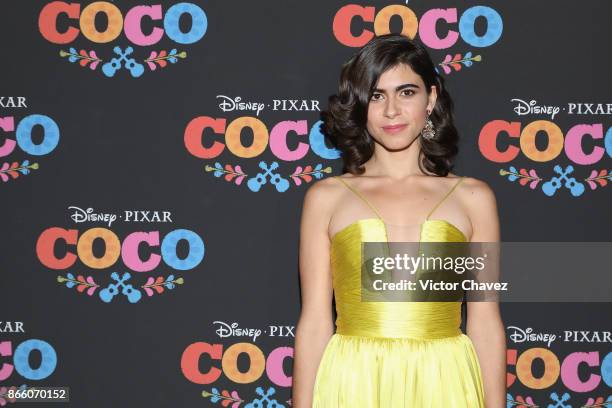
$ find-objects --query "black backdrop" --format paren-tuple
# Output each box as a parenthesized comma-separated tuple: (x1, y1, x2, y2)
(1, 1, 611, 407)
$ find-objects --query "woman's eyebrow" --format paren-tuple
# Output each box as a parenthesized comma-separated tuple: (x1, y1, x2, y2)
(373, 83, 420, 93)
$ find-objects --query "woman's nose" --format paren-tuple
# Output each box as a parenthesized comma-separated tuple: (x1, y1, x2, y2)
(384, 97, 399, 118)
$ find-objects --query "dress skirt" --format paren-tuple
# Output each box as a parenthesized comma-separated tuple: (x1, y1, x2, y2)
(312, 333, 485, 407)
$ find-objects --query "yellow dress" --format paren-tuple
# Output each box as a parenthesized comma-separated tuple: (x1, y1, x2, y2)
(312, 176, 485, 407)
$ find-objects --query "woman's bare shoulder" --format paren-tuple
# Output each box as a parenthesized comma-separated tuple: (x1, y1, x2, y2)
(304, 175, 343, 197)
(301, 176, 346, 219)
(457, 176, 496, 197)
(454, 175, 498, 212)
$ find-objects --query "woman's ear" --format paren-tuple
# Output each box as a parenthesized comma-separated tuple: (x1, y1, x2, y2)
(427, 85, 438, 113)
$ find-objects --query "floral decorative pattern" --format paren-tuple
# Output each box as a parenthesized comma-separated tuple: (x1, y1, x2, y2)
(500, 166, 542, 190)
(206, 163, 248, 185)
(56, 272, 183, 302)
(59, 46, 187, 76)
(290, 164, 330, 185)
(501, 165, 612, 197)
(59, 48, 102, 70)
(585, 169, 612, 190)
(205, 161, 332, 192)
(438, 51, 482, 74)
(145, 49, 187, 70)
(0, 160, 38, 183)
(57, 273, 100, 296)
(142, 275, 184, 296)
(202, 386, 289, 407)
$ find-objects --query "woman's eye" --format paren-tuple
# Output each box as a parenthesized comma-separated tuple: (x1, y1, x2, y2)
(402, 89, 415, 96)
(371, 93, 383, 101)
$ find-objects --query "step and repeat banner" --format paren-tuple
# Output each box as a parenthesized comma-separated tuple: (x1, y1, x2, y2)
(1, 1, 611, 407)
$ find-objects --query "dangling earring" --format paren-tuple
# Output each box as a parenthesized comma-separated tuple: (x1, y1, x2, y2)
(421, 110, 436, 140)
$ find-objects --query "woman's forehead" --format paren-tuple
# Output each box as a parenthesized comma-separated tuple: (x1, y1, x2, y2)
(376, 64, 423, 88)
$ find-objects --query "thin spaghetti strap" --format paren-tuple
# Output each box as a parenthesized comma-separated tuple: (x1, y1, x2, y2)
(333, 176, 385, 221)
(425, 177, 465, 220)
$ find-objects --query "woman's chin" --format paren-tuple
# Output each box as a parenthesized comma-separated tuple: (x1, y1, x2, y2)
(376, 136, 419, 151)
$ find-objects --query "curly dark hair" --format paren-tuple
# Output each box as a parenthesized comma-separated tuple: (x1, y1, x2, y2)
(321, 34, 459, 176)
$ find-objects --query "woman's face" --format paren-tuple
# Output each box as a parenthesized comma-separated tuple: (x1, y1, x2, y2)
(366, 63, 437, 151)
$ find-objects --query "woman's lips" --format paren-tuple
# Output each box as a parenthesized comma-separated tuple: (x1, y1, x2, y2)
(382, 124, 407, 134)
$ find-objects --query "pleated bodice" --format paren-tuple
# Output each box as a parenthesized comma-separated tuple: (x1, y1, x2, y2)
(331, 217, 467, 339)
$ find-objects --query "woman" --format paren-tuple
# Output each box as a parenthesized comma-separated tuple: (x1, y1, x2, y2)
(292, 34, 506, 407)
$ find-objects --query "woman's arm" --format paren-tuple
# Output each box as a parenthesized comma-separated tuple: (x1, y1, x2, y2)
(464, 178, 507, 408)
(291, 180, 336, 408)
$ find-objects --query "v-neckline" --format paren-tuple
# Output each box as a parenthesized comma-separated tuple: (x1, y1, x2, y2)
(330, 218, 468, 244)
(331, 176, 466, 243)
